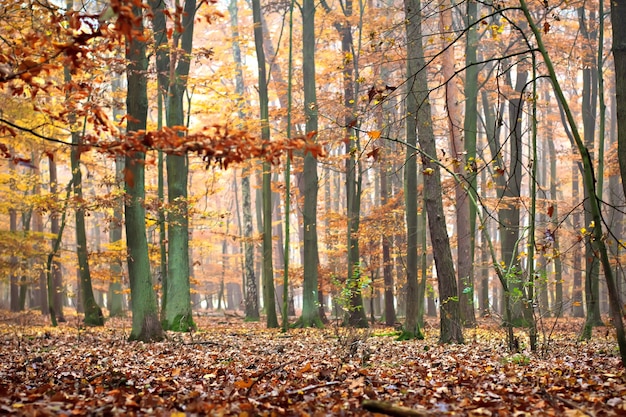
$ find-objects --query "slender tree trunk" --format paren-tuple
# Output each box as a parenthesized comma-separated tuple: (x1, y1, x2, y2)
(545, 86, 563, 316)
(251, 0, 278, 328)
(578, 7, 603, 338)
(610, 0, 626, 207)
(440, 4, 474, 327)
(572, 163, 585, 317)
(108, 71, 125, 318)
(48, 154, 66, 322)
(380, 157, 396, 326)
(66, 75, 103, 326)
(404, 0, 462, 343)
(402, 0, 423, 340)
(335, 0, 367, 328)
(297, 0, 322, 328)
(503, 61, 527, 325)
(9, 178, 19, 312)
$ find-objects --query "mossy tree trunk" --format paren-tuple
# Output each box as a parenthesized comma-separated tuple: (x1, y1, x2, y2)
(125, 3, 164, 342)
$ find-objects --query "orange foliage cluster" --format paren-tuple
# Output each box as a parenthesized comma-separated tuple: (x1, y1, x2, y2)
(0, 0, 324, 169)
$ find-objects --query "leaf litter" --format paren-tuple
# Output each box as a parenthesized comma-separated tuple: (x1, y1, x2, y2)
(0, 312, 624, 416)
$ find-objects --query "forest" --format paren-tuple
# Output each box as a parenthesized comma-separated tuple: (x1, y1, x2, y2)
(1, 0, 626, 414)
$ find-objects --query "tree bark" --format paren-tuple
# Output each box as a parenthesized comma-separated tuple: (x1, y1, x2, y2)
(404, 0, 462, 343)
(440, 3, 474, 327)
(125, 3, 164, 342)
(252, 0, 279, 328)
(162, 0, 197, 332)
(610, 0, 626, 207)
(297, 0, 322, 328)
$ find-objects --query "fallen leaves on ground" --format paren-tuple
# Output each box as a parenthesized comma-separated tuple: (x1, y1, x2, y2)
(0, 312, 624, 416)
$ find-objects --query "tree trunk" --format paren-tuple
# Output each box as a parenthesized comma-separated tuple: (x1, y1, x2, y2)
(335, 0, 367, 328)
(226, 0, 259, 321)
(380, 157, 396, 326)
(297, 0, 322, 328)
(571, 163, 585, 317)
(125, 4, 164, 342)
(66, 49, 103, 326)
(251, 0, 278, 328)
(610, 0, 626, 209)
(108, 71, 125, 318)
(404, 0, 462, 343)
(578, 7, 603, 339)
(9, 180, 19, 312)
(440, 3, 474, 327)
(503, 60, 527, 325)
(161, 0, 197, 332)
(401, 0, 423, 340)
(48, 154, 66, 322)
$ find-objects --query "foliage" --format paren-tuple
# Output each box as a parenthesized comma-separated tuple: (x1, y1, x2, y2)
(1, 314, 625, 415)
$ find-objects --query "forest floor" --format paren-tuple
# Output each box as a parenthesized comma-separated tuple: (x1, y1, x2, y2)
(0, 310, 624, 416)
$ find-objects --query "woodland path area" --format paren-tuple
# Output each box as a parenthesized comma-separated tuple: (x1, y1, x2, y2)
(0, 312, 624, 416)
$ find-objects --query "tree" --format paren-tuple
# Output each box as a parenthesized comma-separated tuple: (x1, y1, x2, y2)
(330, 0, 368, 328)
(227, 0, 259, 321)
(578, 5, 603, 339)
(48, 153, 66, 323)
(440, 1, 475, 327)
(404, 0, 463, 343)
(252, 0, 279, 328)
(521, 0, 626, 365)
(108, 72, 125, 319)
(611, 0, 626, 200)
(66, 0, 103, 327)
(297, 0, 323, 328)
(401, 1, 423, 340)
(124, 3, 164, 342)
(154, 0, 198, 332)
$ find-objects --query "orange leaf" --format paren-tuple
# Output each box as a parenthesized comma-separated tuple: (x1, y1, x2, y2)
(367, 130, 381, 139)
(234, 378, 254, 388)
(124, 168, 135, 188)
(299, 362, 312, 373)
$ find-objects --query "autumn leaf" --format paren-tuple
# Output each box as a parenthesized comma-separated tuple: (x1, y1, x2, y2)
(543, 21, 551, 34)
(366, 147, 381, 161)
(124, 167, 135, 188)
(234, 378, 255, 388)
(367, 130, 381, 140)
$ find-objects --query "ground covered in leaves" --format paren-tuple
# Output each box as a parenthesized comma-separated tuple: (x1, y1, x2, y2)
(0, 311, 625, 416)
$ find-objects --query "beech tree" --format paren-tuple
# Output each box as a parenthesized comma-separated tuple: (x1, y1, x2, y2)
(404, 0, 463, 344)
(124, 3, 164, 342)
(66, 0, 103, 326)
(297, 0, 323, 328)
(252, 0, 279, 328)
(227, 0, 259, 321)
(612, 0, 626, 199)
